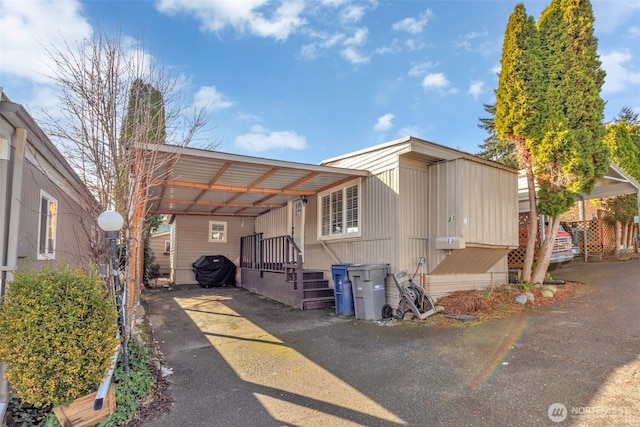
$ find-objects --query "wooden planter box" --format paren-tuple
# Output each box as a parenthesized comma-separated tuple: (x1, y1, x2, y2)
(52, 385, 115, 427)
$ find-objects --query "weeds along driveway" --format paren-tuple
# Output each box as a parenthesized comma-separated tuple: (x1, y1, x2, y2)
(142, 259, 640, 427)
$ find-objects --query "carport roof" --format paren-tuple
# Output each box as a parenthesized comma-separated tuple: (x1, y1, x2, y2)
(518, 162, 640, 212)
(143, 144, 369, 217)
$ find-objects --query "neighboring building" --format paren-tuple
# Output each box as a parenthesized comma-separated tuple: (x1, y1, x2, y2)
(144, 136, 519, 309)
(0, 89, 100, 420)
(149, 224, 171, 277)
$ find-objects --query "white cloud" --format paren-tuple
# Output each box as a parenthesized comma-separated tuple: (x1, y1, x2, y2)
(156, 0, 306, 41)
(374, 39, 401, 55)
(297, 43, 319, 60)
(454, 30, 501, 56)
(0, 0, 92, 82)
(408, 61, 436, 77)
(391, 9, 433, 34)
(396, 125, 422, 139)
(344, 27, 368, 46)
(468, 81, 484, 99)
(234, 124, 307, 151)
(422, 72, 451, 91)
(320, 0, 349, 7)
(405, 39, 426, 51)
(340, 5, 365, 24)
(296, 31, 345, 60)
(193, 86, 235, 111)
(629, 26, 640, 38)
(339, 27, 370, 64)
(341, 47, 369, 64)
(374, 113, 394, 131)
(236, 112, 262, 121)
(601, 49, 640, 93)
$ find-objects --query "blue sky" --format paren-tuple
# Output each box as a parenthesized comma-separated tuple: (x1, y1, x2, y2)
(1, 0, 639, 164)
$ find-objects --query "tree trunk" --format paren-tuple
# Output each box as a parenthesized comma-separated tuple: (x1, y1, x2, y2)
(614, 220, 622, 257)
(522, 166, 537, 283)
(621, 221, 628, 251)
(531, 215, 561, 285)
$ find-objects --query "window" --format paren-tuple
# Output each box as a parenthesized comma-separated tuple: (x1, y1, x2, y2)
(319, 181, 360, 239)
(164, 240, 171, 254)
(38, 190, 57, 260)
(208, 221, 227, 243)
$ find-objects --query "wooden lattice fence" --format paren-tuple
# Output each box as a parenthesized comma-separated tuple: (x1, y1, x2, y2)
(508, 212, 618, 268)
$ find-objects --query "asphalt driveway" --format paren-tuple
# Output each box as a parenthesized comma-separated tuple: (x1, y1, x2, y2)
(142, 259, 640, 426)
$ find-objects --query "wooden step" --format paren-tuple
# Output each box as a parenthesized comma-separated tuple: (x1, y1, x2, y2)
(301, 296, 335, 310)
(302, 278, 329, 289)
(303, 286, 334, 299)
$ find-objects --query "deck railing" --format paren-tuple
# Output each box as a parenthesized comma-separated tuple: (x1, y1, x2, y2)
(240, 233, 303, 279)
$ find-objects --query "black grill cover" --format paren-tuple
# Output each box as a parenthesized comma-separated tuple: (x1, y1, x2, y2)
(192, 255, 236, 288)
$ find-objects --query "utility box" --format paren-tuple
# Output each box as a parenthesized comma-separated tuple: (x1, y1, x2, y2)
(331, 264, 355, 317)
(347, 264, 389, 321)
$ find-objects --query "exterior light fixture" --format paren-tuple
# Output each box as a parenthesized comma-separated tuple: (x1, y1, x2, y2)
(98, 210, 129, 373)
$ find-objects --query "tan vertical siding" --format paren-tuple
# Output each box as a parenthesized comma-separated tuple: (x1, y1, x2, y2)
(397, 159, 429, 272)
(428, 159, 518, 272)
(255, 206, 288, 238)
(149, 233, 170, 275)
(173, 215, 250, 284)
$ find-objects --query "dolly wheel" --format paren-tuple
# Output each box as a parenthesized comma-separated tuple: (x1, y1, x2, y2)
(382, 304, 393, 319)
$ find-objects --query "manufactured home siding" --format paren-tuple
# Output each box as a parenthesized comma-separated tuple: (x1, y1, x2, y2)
(428, 159, 518, 271)
(173, 215, 248, 284)
(323, 144, 405, 175)
(461, 161, 518, 245)
(16, 160, 93, 267)
(149, 232, 170, 276)
(398, 157, 429, 272)
(255, 207, 288, 238)
(303, 170, 398, 274)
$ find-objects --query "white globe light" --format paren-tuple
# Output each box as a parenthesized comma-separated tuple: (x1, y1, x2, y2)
(98, 210, 124, 232)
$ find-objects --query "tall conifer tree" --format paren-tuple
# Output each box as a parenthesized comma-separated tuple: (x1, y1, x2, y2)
(494, 4, 543, 281)
(531, 0, 609, 283)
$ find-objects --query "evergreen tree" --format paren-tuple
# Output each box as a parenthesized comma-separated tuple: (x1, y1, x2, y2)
(601, 108, 640, 254)
(476, 103, 518, 168)
(494, 3, 543, 281)
(531, 0, 610, 283)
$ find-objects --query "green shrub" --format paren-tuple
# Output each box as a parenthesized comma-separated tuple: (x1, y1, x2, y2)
(99, 337, 154, 426)
(0, 264, 119, 408)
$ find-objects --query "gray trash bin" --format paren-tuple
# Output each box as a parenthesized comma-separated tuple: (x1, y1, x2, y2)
(347, 264, 389, 320)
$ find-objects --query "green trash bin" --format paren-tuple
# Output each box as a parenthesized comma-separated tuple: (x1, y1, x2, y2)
(347, 264, 389, 320)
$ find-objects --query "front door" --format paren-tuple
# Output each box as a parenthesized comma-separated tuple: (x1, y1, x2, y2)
(291, 199, 305, 259)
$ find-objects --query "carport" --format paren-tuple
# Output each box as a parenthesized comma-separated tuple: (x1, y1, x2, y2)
(129, 143, 368, 308)
(518, 162, 640, 259)
(143, 144, 368, 217)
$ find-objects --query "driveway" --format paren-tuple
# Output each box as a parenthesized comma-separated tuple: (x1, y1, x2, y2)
(142, 260, 640, 426)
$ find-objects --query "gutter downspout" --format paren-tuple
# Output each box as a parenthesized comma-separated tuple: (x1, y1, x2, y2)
(0, 128, 26, 422)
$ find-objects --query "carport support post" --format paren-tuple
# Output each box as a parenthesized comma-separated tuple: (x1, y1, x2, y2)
(581, 197, 589, 262)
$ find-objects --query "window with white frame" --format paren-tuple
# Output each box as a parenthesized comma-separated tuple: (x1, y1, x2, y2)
(164, 240, 170, 254)
(208, 220, 227, 243)
(38, 190, 57, 260)
(319, 180, 360, 239)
